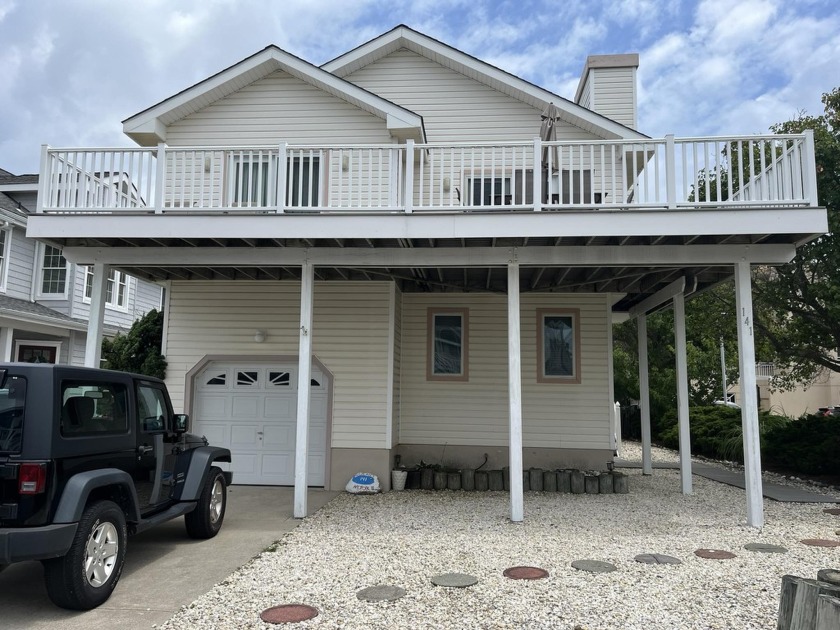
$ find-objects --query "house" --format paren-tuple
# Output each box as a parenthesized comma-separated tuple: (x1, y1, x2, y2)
(25, 26, 827, 526)
(0, 168, 163, 364)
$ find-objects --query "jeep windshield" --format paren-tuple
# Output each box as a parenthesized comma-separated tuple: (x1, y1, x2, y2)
(0, 373, 26, 454)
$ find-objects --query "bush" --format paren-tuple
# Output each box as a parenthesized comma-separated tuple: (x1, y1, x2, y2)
(763, 414, 840, 476)
(101, 309, 167, 379)
(657, 405, 790, 463)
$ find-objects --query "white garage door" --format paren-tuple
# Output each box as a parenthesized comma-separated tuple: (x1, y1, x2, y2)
(192, 362, 329, 486)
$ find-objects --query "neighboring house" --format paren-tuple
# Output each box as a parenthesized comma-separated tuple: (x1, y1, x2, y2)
(26, 25, 827, 526)
(729, 363, 840, 417)
(0, 168, 163, 365)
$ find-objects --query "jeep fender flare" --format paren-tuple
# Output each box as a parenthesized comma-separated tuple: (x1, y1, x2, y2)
(53, 469, 141, 524)
(178, 446, 232, 502)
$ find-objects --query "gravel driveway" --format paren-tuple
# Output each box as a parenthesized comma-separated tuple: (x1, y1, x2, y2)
(161, 446, 839, 629)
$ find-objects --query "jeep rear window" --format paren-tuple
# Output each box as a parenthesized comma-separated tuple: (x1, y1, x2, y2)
(60, 381, 128, 436)
(0, 376, 26, 453)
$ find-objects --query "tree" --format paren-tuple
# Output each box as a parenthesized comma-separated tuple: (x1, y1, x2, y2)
(101, 309, 167, 379)
(752, 88, 840, 387)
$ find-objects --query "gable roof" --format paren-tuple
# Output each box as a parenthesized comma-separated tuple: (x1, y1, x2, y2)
(122, 46, 425, 146)
(322, 25, 647, 141)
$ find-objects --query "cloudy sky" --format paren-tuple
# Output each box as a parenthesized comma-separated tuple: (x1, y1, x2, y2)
(0, 0, 837, 175)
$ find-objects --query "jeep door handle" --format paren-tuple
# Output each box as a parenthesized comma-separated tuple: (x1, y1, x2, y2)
(137, 445, 154, 455)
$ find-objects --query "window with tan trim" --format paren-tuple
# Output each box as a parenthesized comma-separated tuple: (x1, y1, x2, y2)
(427, 307, 468, 381)
(537, 308, 581, 384)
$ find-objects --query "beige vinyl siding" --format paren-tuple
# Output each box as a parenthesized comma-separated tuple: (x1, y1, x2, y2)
(164, 281, 392, 449)
(344, 49, 602, 144)
(165, 70, 392, 146)
(578, 73, 593, 110)
(592, 67, 636, 130)
(392, 286, 402, 448)
(399, 293, 611, 450)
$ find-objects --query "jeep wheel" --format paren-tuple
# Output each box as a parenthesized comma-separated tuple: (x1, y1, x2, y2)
(185, 466, 226, 539)
(44, 500, 127, 610)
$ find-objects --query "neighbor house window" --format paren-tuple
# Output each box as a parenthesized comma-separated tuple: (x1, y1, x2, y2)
(427, 308, 468, 381)
(39, 245, 67, 296)
(537, 308, 581, 383)
(84, 267, 128, 309)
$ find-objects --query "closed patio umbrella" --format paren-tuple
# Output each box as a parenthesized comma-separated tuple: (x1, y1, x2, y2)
(540, 102, 560, 203)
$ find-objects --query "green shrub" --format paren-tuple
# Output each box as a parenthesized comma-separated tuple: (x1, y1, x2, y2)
(763, 414, 840, 475)
(657, 405, 790, 463)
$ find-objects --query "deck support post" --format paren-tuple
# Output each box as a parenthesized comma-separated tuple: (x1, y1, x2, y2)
(0, 326, 13, 362)
(507, 261, 524, 522)
(637, 315, 653, 475)
(735, 261, 764, 528)
(673, 291, 692, 494)
(84, 261, 108, 368)
(294, 262, 315, 518)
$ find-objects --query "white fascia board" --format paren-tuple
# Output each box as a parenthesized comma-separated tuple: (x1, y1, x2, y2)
(324, 26, 646, 141)
(122, 46, 422, 145)
(0, 183, 39, 193)
(28, 207, 827, 244)
(627, 277, 687, 317)
(60, 244, 797, 268)
(0, 311, 88, 333)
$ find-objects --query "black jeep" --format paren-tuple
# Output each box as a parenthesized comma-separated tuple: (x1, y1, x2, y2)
(0, 363, 232, 610)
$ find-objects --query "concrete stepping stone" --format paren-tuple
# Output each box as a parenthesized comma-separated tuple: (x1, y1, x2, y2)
(694, 549, 736, 559)
(356, 585, 406, 601)
(800, 538, 840, 547)
(260, 604, 319, 624)
(824, 508, 840, 515)
(743, 543, 788, 553)
(430, 572, 478, 588)
(571, 560, 617, 573)
(503, 566, 549, 580)
(634, 553, 682, 565)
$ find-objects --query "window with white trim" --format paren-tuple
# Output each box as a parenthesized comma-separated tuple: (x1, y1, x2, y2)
(39, 245, 68, 297)
(537, 309, 581, 383)
(84, 267, 128, 309)
(427, 308, 468, 381)
(0, 228, 9, 292)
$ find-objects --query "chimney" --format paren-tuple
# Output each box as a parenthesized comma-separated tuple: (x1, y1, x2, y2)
(574, 54, 639, 130)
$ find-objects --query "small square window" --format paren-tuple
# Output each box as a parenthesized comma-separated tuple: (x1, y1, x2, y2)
(537, 309, 581, 384)
(427, 308, 468, 381)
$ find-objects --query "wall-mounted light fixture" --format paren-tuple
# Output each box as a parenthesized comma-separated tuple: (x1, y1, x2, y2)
(341, 155, 350, 171)
(204, 156, 212, 173)
(254, 330, 266, 343)
(443, 177, 451, 192)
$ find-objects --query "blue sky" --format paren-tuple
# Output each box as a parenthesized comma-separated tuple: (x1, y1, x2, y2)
(1, 0, 838, 174)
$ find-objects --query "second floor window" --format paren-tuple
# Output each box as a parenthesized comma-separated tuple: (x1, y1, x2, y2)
(39, 245, 67, 296)
(85, 267, 128, 309)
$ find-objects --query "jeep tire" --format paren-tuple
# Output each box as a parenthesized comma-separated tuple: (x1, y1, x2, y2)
(184, 466, 226, 539)
(43, 500, 127, 610)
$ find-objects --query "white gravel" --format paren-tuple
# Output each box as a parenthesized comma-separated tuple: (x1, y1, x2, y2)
(160, 445, 840, 630)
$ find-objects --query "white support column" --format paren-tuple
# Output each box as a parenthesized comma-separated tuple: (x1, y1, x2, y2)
(84, 262, 108, 368)
(0, 327, 14, 361)
(637, 315, 653, 475)
(293, 262, 315, 519)
(507, 262, 524, 522)
(673, 292, 692, 494)
(735, 261, 764, 528)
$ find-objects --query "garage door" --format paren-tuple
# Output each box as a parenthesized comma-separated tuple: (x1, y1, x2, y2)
(192, 362, 329, 486)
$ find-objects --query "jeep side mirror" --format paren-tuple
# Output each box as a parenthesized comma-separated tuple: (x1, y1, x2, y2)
(174, 414, 188, 433)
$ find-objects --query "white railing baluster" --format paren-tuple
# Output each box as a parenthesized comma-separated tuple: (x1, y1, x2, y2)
(404, 139, 414, 214)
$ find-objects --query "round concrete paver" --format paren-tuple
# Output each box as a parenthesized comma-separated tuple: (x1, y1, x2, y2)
(694, 549, 736, 560)
(260, 604, 319, 624)
(818, 569, 840, 585)
(743, 543, 788, 553)
(824, 508, 840, 516)
(571, 560, 617, 573)
(634, 553, 682, 565)
(430, 572, 478, 588)
(503, 566, 549, 580)
(800, 538, 840, 548)
(356, 585, 406, 602)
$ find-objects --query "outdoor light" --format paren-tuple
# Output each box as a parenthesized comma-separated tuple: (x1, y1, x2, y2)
(443, 177, 451, 192)
(254, 330, 266, 343)
(341, 154, 349, 171)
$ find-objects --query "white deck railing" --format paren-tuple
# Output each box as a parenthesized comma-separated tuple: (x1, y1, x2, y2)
(36, 132, 818, 214)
